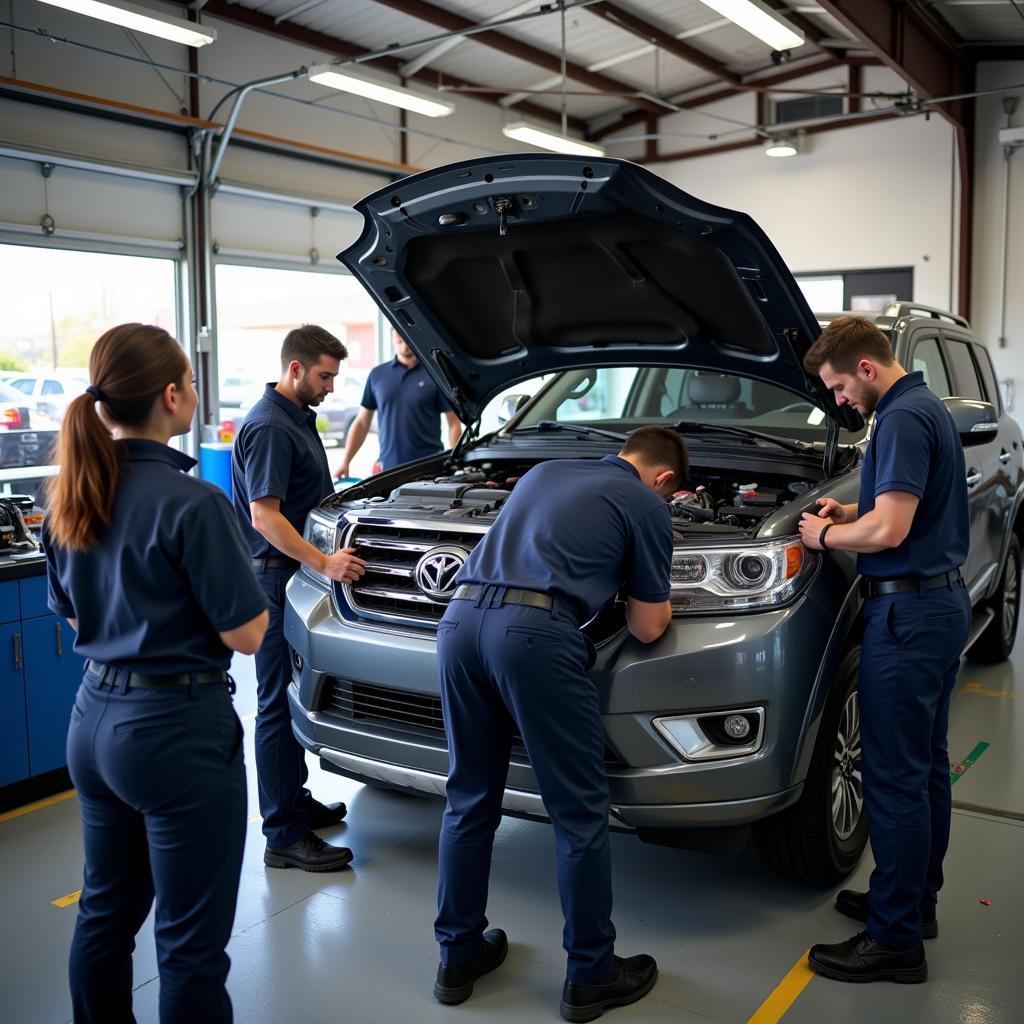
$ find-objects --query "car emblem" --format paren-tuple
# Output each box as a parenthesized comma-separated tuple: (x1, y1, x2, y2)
(415, 545, 468, 601)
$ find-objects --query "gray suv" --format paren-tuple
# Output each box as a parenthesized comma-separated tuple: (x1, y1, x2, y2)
(284, 155, 1023, 882)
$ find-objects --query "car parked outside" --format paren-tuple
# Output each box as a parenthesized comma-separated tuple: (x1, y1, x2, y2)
(0, 380, 60, 470)
(282, 155, 1023, 883)
(0, 371, 87, 422)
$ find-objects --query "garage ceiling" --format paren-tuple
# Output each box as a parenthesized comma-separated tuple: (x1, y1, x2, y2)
(199, 1, 1024, 136)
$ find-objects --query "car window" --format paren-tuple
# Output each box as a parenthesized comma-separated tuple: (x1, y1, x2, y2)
(943, 339, 983, 400)
(910, 337, 952, 397)
(41, 379, 62, 396)
(973, 344, 1002, 413)
(8, 378, 33, 396)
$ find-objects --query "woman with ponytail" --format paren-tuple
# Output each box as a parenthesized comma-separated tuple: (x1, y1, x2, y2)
(43, 323, 269, 1024)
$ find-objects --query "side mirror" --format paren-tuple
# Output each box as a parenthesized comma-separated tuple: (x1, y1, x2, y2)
(497, 393, 529, 425)
(943, 396, 998, 447)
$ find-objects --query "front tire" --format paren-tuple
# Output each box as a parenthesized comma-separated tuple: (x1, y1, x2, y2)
(753, 645, 868, 884)
(967, 535, 1021, 663)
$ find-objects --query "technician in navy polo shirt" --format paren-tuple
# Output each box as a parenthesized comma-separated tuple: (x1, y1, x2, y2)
(334, 330, 461, 478)
(799, 316, 970, 985)
(232, 324, 367, 872)
(431, 427, 686, 1022)
(44, 324, 269, 1022)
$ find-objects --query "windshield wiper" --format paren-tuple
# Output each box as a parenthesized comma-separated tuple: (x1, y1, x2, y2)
(671, 419, 810, 455)
(514, 421, 629, 443)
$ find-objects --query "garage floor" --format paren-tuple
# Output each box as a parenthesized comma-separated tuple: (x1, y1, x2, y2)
(3, 638, 1022, 1024)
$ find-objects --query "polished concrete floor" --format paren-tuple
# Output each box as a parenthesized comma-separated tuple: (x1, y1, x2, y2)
(2, 635, 1023, 1024)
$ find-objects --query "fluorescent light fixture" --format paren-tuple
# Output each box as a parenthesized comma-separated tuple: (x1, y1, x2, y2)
(35, 0, 216, 47)
(502, 121, 605, 157)
(764, 135, 799, 157)
(696, 0, 804, 51)
(307, 65, 454, 117)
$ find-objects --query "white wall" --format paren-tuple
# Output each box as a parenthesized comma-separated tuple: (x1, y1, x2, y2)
(610, 66, 958, 311)
(971, 62, 1024, 408)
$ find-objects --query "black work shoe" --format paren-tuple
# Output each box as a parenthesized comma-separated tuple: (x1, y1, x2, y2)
(304, 799, 348, 830)
(433, 929, 508, 1005)
(835, 890, 939, 940)
(264, 831, 353, 872)
(808, 930, 927, 984)
(560, 954, 658, 1023)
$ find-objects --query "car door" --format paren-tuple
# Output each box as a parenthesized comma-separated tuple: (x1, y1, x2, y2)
(906, 331, 984, 591)
(941, 331, 1002, 594)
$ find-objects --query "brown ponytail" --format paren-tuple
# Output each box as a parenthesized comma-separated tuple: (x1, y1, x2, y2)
(46, 323, 189, 550)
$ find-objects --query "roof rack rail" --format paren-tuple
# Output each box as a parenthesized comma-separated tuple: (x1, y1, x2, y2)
(882, 302, 970, 329)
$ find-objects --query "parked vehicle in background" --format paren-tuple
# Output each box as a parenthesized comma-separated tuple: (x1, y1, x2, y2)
(0, 371, 87, 422)
(283, 156, 1024, 883)
(0, 380, 60, 469)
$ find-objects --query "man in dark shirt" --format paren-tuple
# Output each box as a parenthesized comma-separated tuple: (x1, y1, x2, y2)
(799, 316, 971, 984)
(232, 324, 367, 872)
(431, 427, 687, 1023)
(335, 331, 461, 478)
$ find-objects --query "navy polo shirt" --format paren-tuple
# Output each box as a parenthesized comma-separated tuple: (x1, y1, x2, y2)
(44, 439, 267, 673)
(857, 371, 969, 578)
(231, 384, 335, 559)
(457, 455, 674, 623)
(362, 358, 453, 469)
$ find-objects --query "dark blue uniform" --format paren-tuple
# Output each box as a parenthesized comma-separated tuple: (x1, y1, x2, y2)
(361, 358, 452, 469)
(45, 439, 267, 1024)
(435, 456, 672, 983)
(231, 384, 334, 847)
(857, 372, 971, 947)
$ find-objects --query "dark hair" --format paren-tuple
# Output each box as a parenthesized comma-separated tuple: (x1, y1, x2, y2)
(47, 323, 189, 550)
(804, 315, 895, 376)
(621, 426, 689, 485)
(280, 324, 347, 370)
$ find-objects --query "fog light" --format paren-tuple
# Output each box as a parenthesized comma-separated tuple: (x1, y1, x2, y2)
(723, 714, 751, 739)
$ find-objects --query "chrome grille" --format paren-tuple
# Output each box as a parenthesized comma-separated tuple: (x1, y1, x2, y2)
(342, 518, 487, 626)
(322, 678, 623, 767)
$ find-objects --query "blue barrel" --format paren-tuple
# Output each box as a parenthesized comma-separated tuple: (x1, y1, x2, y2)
(199, 442, 233, 499)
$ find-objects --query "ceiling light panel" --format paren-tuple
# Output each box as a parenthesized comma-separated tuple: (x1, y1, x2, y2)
(35, 0, 217, 47)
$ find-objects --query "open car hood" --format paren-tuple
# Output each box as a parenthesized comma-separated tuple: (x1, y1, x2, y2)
(338, 154, 862, 432)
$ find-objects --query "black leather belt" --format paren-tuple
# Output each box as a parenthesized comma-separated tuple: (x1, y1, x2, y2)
(859, 570, 962, 599)
(452, 584, 553, 611)
(86, 660, 230, 690)
(251, 556, 299, 572)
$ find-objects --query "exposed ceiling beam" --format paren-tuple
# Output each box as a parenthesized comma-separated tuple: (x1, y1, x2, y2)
(586, 2, 741, 85)
(966, 45, 1024, 60)
(365, 0, 666, 113)
(762, 0, 830, 46)
(590, 55, 848, 141)
(197, 0, 585, 132)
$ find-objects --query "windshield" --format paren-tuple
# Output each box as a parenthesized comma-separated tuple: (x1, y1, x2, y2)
(512, 366, 866, 444)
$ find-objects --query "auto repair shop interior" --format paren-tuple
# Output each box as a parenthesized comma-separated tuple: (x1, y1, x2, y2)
(1, 1, 1023, 1022)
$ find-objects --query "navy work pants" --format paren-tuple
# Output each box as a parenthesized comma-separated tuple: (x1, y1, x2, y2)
(434, 594, 616, 983)
(66, 675, 246, 1024)
(253, 566, 311, 847)
(859, 580, 971, 947)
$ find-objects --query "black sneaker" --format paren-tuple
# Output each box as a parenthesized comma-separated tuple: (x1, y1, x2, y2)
(835, 890, 939, 940)
(304, 798, 348, 830)
(433, 929, 508, 1005)
(808, 930, 927, 984)
(560, 954, 658, 1023)
(264, 831, 353, 872)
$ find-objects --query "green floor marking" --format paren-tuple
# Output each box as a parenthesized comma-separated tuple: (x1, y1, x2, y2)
(950, 741, 990, 785)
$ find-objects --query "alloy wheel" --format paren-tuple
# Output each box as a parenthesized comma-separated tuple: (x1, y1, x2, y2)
(1002, 550, 1019, 643)
(832, 692, 863, 841)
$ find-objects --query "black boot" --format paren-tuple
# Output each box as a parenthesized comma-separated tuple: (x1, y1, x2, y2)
(304, 798, 348, 830)
(808, 930, 927, 984)
(560, 954, 658, 1023)
(835, 890, 938, 940)
(433, 929, 508, 1005)
(264, 831, 353, 872)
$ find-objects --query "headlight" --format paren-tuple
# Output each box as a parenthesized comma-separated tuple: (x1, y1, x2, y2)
(670, 537, 813, 613)
(301, 511, 340, 586)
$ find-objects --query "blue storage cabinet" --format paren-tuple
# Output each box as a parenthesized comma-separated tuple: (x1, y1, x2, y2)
(0, 568, 85, 788)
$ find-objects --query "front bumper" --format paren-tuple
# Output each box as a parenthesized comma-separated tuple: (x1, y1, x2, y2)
(284, 571, 838, 831)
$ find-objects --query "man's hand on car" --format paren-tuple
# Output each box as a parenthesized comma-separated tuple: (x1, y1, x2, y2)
(812, 497, 849, 522)
(800, 512, 835, 550)
(320, 547, 367, 583)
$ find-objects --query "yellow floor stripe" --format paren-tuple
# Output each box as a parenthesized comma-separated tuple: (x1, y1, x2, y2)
(963, 682, 1016, 699)
(0, 789, 76, 823)
(747, 949, 814, 1024)
(51, 890, 81, 909)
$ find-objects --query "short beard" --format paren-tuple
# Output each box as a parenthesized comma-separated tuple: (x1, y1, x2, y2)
(859, 384, 881, 416)
(295, 376, 323, 407)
